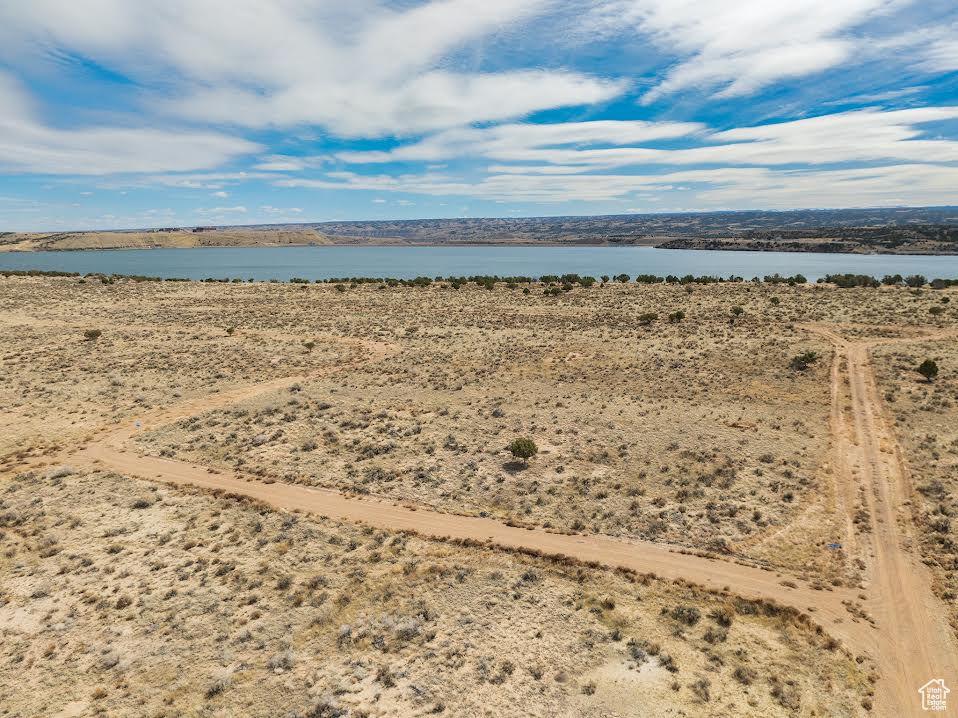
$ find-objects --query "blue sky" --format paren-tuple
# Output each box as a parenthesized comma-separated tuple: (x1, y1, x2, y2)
(0, 0, 956, 231)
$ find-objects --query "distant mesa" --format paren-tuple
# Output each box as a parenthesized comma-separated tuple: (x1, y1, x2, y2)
(2, 206, 957, 255)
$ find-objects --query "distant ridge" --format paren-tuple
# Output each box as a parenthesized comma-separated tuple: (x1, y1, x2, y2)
(3, 207, 958, 254)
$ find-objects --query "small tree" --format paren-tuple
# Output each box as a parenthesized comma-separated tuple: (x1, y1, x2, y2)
(303, 340, 315, 352)
(917, 359, 939, 382)
(730, 305, 744, 318)
(508, 437, 538, 464)
(226, 326, 236, 336)
(84, 329, 102, 341)
(668, 310, 685, 323)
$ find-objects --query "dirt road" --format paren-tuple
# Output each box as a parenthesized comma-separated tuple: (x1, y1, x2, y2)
(842, 337, 957, 714)
(10, 323, 958, 716)
(76, 434, 874, 639)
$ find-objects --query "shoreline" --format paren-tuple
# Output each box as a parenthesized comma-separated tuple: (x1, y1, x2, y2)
(2, 241, 958, 256)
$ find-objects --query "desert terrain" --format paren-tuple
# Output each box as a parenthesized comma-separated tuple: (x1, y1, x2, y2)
(0, 228, 331, 253)
(3, 207, 957, 253)
(2, 274, 957, 716)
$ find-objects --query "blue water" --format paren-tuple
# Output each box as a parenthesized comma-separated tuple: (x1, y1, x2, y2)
(1, 245, 958, 282)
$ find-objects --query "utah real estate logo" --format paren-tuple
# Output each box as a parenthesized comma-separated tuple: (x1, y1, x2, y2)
(918, 679, 950, 711)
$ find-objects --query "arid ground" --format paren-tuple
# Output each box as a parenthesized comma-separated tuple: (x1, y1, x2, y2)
(2, 275, 957, 716)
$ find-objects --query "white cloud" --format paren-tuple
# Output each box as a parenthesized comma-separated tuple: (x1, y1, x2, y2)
(259, 205, 303, 215)
(278, 162, 958, 208)
(197, 205, 247, 214)
(870, 23, 958, 73)
(280, 105, 958, 208)
(0, 0, 954, 220)
(0, 0, 623, 137)
(589, 0, 904, 102)
(165, 70, 624, 137)
(821, 85, 928, 106)
(693, 163, 958, 208)
(252, 155, 326, 172)
(337, 107, 958, 171)
(689, 106, 958, 165)
(337, 120, 704, 164)
(99, 172, 281, 190)
(924, 36, 958, 72)
(0, 72, 258, 174)
(912, 24, 958, 72)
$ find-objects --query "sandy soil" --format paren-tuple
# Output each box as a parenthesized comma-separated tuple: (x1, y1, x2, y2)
(2, 276, 957, 716)
(1, 471, 868, 717)
(872, 336, 958, 629)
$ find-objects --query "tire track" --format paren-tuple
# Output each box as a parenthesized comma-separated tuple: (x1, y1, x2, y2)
(9, 322, 958, 716)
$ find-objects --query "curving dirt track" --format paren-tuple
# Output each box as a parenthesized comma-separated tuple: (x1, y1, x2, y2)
(8, 323, 958, 716)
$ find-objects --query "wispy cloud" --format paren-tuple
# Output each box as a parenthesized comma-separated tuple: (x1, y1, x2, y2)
(0, 0, 623, 137)
(589, 0, 904, 103)
(0, 72, 258, 174)
(0, 0, 956, 227)
(279, 163, 958, 208)
(196, 205, 247, 215)
(336, 107, 958, 171)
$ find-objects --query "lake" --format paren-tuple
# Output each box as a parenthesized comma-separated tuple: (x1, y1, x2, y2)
(2, 245, 958, 282)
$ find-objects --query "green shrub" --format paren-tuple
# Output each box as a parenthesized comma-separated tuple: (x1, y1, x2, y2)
(670, 605, 701, 626)
(918, 359, 939, 382)
(508, 437, 538, 463)
(789, 351, 819, 371)
(823, 274, 880, 288)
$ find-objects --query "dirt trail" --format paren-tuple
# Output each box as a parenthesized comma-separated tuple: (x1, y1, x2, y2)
(803, 325, 958, 716)
(75, 435, 873, 646)
(43, 331, 873, 652)
(8, 322, 957, 716)
(848, 342, 958, 714)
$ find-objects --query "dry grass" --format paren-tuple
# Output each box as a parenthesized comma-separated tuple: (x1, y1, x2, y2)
(0, 469, 869, 716)
(872, 336, 958, 632)
(1, 275, 953, 715)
